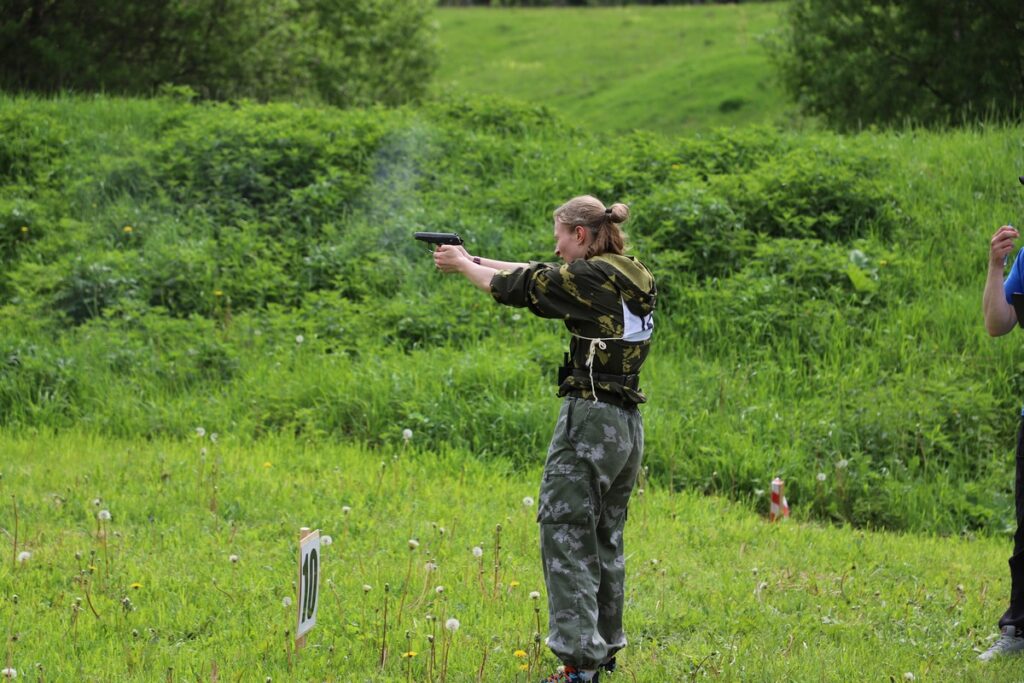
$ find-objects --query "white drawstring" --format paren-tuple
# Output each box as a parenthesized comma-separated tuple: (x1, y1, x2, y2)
(574, 334, 615, 402)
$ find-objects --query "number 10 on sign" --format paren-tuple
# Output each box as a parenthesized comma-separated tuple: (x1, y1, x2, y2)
(297, 528, 320, 644)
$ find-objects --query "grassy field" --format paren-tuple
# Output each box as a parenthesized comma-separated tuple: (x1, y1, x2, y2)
(432, 4, 798, 136)
(0, 431, 1017, 681)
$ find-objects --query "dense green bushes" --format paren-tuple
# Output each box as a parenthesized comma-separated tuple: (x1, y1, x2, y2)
(0, 94, 1020, 535)
(0, 0, 437, 107)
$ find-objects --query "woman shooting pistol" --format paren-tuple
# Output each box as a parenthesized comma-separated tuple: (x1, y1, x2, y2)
(434, 196, 656, 683)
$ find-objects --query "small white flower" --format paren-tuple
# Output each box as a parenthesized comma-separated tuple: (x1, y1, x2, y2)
(816, 472, 827, 482)
(321, 535, 333, 546)
(0, 667, 16, 679)
(402, 428, 413, 441)
(362, 584, 372, 593)
(754, 489, 765, 497)
(902, 674, 915, 682)
(836, 459, 849, 469)
(342, 506, 352, 515)
(97, 510, 111, 521)
(295, 335, 304, 344)
(210, 433, 218, 443)
(529, 591, 541, 600)
(435, 585, 445, 594)
(282, 596, 292, 607)
(92, 498, 101, 506)
(408, 539, 420, 550)
(472, 546, 483, 558)
(424, 560, 437, 572)
(438, 527, 446, 535)
(16, 551, 30, 564)
(200, 447, 207, 456)
(522, 496, 534, 507)
(445, 618, 460, 632)
(196, 427, 206, 438)
(512, 313, 521, 322)
(229, 554, 239, 564)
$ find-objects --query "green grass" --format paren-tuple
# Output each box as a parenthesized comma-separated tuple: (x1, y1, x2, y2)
(432, 4, 799, 135)
(0, 431, 1016, 681)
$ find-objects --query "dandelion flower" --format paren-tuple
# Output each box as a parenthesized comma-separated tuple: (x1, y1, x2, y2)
(263, 462, 272, 468)
(424, 560, 437, 572)
(321, 535, 333, 546)
(519, 663, 529, 671)
(229, 554, 239, 564)
(342, 506, 352, 515)
(472, 546, 483, 558)
(214, 290, 223, 297)
(903, 675, 915, 682)
(97, 510, 111, 521)
(836, 459, 849, 469)
(435, 585, 445, 594)
(20, 226, 28, 233)
(282, 596, 292, 607)
(512, 313, 521, 321)
(210, 433, 218, 443)
(362, 585, 372, 593)
(408, 539, 420, 550)
(529, 591, 541, 600)
(402, 428, 413, 441)
(754, 489, 765, 497)
(514, 650, 527, 658)
(522, 496, 534, 507)
(1, 667, 16, 679)
(16, 551, 30, 564)
(92, 498, 101, 507)
(196, 426, 206, 438)
(130, 582, 142, 590)
(509, 580, 520, 588)
(445, 618, 460, 632)
(295, 335, 304, 344)
(123, 225, 133, 234)
(401, 651, 418, 658)
(816, 472, 826, 482)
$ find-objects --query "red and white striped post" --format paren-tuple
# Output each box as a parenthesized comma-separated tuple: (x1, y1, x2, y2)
(769, 477, 790, 522)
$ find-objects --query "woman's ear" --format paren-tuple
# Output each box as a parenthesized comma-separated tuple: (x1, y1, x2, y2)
(575, 225, 587, 243)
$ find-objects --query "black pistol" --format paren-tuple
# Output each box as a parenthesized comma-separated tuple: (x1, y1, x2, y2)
(414, 231, 464, 247)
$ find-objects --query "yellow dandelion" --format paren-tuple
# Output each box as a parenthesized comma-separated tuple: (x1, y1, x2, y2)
(509, 580, 520, 588)
(519, 663, 529, 671)
(88, 565, 97, 571)
(513, 650, 527, 658)
(214, 290, 223, 297)
(20, 226, 28, 233)
(123, 226, 133, 234)
(263, 462, 272, 468)
(130, 582, 142, 589)
(401, 651, 418, 658)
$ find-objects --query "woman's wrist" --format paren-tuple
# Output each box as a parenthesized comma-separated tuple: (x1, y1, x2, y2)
(472, 256, 482, 265)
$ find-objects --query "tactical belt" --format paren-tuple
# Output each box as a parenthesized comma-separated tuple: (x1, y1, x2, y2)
(569, 368, 640, 391)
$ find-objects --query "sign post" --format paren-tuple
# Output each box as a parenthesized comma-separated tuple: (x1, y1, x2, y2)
(296, 527, 320, 651)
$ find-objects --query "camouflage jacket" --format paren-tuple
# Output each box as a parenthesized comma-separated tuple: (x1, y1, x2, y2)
(490, 254, 656, 407)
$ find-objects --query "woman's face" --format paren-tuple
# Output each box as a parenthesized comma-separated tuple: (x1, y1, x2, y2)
(553, 221, 589, 263)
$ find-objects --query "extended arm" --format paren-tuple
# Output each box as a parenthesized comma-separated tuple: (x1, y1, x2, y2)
(984, 225, 1019, 337)
(434, 244, 502, 293)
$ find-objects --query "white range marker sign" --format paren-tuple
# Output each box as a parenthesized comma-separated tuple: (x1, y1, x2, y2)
(297, 529, 321, 639)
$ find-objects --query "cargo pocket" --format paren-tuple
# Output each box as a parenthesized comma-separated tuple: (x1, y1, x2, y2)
(537, 463, 594, 525)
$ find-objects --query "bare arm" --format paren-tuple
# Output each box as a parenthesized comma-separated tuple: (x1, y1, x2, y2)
(434, 244, 502, 293)
(984, 225, 1019, 337)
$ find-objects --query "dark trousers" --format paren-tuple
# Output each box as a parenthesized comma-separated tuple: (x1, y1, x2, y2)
(999, 416, 1024, 631)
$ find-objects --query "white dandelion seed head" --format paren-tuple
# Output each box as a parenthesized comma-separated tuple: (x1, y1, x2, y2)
(16, 551, 30, 564)
(435, 585, 444, 594)
(472, 546, 483, 558)
(902, 674, 915, 682)
(342, 506, 352, 516)
(402, 428, 413, 441)
(816, 472, 827, 482)
(97, 510, 111, 521)
(522, 496, 534, 507)
(444, 618, 460, 632)
(210, 433, 218, 443)
(196, 427, 206, 438)
(362, 584, 372, 593)
(512, 313, 521, 321)
(0, 668, 16, 679)
(408, 539, 420, 550)
(424, 560, 437, 572)
(754, 489, 765, 497)
(295, 335, 304, 344)
(92, 498, 101, 507)
(229, 554, 239, 564)
(281, 596, 292, 607)
(438, 527, 446, 535)
(836, 459, 849, 469)
(321, 535, 333, 546)
(200, 447, 207, 456)
(529, 591, 541, 601)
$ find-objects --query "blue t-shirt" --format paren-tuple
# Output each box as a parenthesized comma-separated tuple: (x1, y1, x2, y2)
(1004, 248, 1024, 306)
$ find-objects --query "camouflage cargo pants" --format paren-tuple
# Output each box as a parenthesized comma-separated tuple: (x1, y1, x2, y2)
(537, 396, 644, 670)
